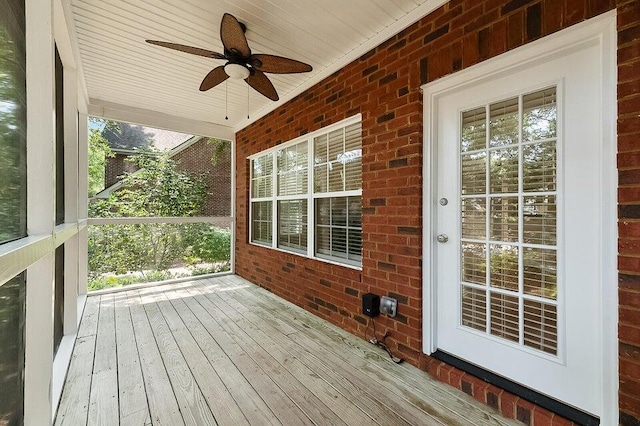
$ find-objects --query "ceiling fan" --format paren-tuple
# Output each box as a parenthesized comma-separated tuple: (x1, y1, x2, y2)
(146, 13, 312, 101)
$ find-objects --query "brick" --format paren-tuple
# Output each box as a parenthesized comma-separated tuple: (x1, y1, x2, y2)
(507, 10, 525, 49)
(532, 407, 554, 426)
(501, 0, 538, 15)
(621, 392, 640, 419)
(461, 379, 473, 395)
(516, 399, 535, 425)
(621, 410, 640, 426)
(500, 391, 519, 418)
(542, 0, 563, 34)
(525, 3, 542, 41)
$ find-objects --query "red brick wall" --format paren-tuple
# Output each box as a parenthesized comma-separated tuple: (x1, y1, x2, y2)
(617, 1, 640, 424)
(172, 138, 232, 217)
(236, 1, 639, 424)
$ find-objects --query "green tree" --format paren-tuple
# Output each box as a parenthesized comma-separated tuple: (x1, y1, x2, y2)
(87, 122, 114, 197)
(101, 121, 153, 150)
(89, 153, 208, 276)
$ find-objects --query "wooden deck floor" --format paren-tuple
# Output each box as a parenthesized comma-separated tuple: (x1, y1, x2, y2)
(55, 275, 520, 426)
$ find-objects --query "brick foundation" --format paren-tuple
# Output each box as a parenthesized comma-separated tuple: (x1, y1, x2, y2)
(235, 0, 640, 424)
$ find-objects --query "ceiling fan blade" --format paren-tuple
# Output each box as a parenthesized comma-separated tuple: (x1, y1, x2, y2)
(250, 54, 312, 74)
(246, 70, 279, 101)
(146, 40, 225, 59)
(220, 13, 251, 57)
(200, 66, 229, 91)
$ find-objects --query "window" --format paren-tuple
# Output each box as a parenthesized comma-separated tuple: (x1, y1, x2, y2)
(459, 87, 558, 354)
(277, 142, 308, 253)
(0, 0, 27, 244)
(250, 116, 362, 266)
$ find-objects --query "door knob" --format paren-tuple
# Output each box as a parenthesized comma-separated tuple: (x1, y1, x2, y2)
(437, 234, 449, 243)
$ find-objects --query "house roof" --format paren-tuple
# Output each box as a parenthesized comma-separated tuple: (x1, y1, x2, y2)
(70, 0, 448, 140)
(103, 122, 194, 152)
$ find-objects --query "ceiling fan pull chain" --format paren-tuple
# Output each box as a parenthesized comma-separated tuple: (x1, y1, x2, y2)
(247, 85, 250, 119)
(225, 80, 228, 120)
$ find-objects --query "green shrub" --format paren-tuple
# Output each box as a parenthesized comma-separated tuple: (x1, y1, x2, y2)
(191, 227, 231, 263)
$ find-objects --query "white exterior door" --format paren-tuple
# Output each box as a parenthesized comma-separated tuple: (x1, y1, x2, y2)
(425, 18, 616, 419)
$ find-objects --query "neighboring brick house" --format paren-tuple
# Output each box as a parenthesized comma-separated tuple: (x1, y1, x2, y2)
(98, 130, 231, 217)
(172, 137, 232, 217)
(235, 1, 640, 425)
(104, 150, 139, 189)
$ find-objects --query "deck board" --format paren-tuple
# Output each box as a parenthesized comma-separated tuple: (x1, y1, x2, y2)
(56, 276, 521, 426)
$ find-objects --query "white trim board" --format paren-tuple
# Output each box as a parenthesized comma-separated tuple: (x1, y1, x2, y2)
(421, 11, 617, 424)
(88, 99, 236, 141)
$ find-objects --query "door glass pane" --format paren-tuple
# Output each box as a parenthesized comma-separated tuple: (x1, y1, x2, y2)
(461, 243, 486, 285)
(523, 141, 556, 192)
(524, 300, 558, 355)
(461, 107, 486, 153)
(523, 88, 557, 141)
(459, 87, 558, 355)
(461, 286, 486, 332)
(490, 197, 518, 242)
(489, 97, 518, 147)
(0, 272, 26, 425)
(489, 148, 518, 193)
(0, 0, 26, 244)
(490, 292, 519, 342)
(461, 198, 486, 239)
(461, 153, 486, 195)
(489, 244, 518, 292)
(523, 195, 556, 245)
(523, 247, 557, 299)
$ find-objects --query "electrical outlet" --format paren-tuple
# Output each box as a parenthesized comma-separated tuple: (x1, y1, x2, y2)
(380, 296, 397, 317)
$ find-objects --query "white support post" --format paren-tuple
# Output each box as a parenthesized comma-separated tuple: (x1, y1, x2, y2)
(25, 0, 55, 423)
(77, 112, 89, 297)
(63, 67, 79, 334)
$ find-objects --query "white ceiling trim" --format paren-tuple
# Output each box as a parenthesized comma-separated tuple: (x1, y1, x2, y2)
(56, 0, 90, 111)
(88, 99, 236, 140)
(233, 0, 449, 132)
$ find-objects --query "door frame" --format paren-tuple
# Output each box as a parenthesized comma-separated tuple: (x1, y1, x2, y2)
(421, 11, 617, 423)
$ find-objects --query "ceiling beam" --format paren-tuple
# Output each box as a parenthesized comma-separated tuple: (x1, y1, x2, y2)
(55, 0, 90, 112)
(88, 99, 235, 141)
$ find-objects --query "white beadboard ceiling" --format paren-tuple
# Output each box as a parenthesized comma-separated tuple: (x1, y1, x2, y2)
(70, 0, 447, 139)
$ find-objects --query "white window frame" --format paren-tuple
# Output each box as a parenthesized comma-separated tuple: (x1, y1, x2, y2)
(249, 114, 362, 269)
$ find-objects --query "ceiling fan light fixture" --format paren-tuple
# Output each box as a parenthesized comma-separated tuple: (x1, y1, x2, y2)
(224, 63, 250, 80)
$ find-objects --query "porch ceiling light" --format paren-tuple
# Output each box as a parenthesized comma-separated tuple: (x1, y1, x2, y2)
(224, 63, 250, 80)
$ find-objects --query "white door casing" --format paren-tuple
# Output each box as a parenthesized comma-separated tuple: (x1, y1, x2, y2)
(422, 12, 617, 422)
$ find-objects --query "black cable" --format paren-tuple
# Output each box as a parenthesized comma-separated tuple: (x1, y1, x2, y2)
(366, 317, 404, 364)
